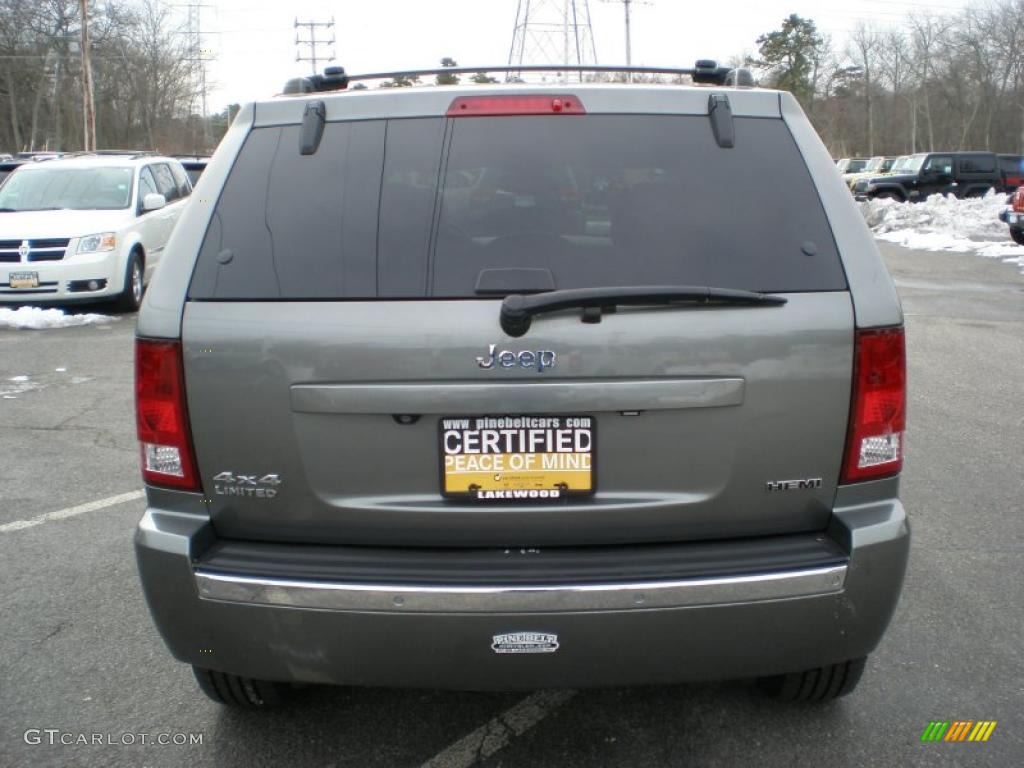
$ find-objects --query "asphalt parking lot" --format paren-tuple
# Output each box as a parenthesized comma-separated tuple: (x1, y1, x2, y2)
(1, 242, 1022, 768)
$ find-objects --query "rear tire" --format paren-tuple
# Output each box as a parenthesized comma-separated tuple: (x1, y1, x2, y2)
(757, 657, 867, 702)
(114, 250, 144, 313)
(192, 666, 286, 708)
(1010, 227, 1024, 246)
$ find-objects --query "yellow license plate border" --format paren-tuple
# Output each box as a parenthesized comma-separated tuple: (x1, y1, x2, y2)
(439, 413, 597, 501)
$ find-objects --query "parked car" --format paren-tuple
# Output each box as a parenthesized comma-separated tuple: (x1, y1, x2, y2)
(0, 152, 65, 186)
(0, 159, 25, 186)
(852, 151, 1002, 201)
(135, 62, 908, 708)
(0, 153, 193, 310)
(843, 155, 896, 189)
(15, 151, 63, 161)
(836, 157, 869, 174)
(997, 186, 1024, 244)
(998, 154, 1024, 191)
(886, 155, 915, 173)
(173, 155, 210, 186)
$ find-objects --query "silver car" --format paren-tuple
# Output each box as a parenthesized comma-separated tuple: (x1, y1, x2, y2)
(134, 63, 908, 707)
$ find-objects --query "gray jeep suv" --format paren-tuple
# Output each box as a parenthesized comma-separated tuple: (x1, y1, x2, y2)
(134, 63, 908, 707)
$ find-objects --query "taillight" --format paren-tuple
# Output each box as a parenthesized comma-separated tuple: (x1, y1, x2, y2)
(135, 338, 200, 491)
(1012, 187, 1024, 212)
(447, 95, 585, 117)
(841, 327, 906, 483)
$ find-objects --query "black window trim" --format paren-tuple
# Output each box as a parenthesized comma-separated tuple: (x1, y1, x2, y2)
(137, 165, 159, 215)
(150, 162, 180, 203)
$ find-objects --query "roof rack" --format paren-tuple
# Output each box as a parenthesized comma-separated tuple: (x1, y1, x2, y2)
(283, 61, 755, 95)
(64, 150, 156, 159)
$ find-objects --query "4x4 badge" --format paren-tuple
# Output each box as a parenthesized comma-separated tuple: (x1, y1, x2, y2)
(476, 344, 556, 372)
(212, 471, 282, 499)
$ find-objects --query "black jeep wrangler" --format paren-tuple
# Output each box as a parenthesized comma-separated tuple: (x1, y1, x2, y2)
(853, 151, 1001, 202)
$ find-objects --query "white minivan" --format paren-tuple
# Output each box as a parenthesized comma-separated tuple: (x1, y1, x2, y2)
(0, 153, 192, 311)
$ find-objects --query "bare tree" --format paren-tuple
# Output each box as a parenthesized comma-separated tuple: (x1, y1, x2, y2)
(879, 30, 914, 153)
(0, 0, 217, 153)
(848, 23, 882, 155)
(907, 12, 951, 152)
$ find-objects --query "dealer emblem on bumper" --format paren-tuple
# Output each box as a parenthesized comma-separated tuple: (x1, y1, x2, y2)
(491, 632, 560, 654)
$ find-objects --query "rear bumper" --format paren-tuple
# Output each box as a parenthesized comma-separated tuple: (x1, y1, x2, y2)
(194, 564, 848, 614)
(135, 491, 909, 690)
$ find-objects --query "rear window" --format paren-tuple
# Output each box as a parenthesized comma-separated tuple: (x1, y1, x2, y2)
(959, 155, 995, 174)
(998, 155, 1022, 175)
(183, 164, 206, 186)
(189, 114, 846, 300)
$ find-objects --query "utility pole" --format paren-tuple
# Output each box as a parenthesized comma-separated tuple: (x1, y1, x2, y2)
(601, 0, 651, 82)
(79, 0, 96, 151)
(294, 17, 335, 77)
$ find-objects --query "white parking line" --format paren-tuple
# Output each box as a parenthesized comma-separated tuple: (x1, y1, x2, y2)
(420, 690, 577, 768)
(0, 490, 145, 534)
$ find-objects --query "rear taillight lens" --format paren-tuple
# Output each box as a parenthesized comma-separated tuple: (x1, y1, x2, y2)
(841, 327, 906, 484)
(1013, 187, 1024, 212)
(135, 338, 200, 491)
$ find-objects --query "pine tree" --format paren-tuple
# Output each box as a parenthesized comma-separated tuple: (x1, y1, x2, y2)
(380, 75, 421, 88)
(436, 58, 460, 85)
(754, 14, 824, 105)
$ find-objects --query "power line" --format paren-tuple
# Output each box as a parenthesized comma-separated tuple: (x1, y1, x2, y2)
(294, 17, 335, 77)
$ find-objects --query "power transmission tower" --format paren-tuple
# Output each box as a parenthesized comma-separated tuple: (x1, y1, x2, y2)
(601, 0, 652, 82)
(294, 17, 335, 77)
(184, 1, 214, 151)
(508, 1, 597, 82)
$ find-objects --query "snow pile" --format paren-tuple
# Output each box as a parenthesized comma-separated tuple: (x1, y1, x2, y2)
(0, 306, 119, 330)
(860, 191, 1024, 272)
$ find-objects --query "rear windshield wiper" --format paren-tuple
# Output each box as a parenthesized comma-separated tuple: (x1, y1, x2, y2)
(499, 285, 787, 337)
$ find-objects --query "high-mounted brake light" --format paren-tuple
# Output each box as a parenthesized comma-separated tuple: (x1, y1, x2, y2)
(447, 95, 586, 117)
(135, 338, 200, 491)
(840, 327, 906, 484)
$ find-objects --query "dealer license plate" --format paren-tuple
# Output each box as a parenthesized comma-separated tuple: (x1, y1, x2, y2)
(9, 271, 39, 289)
(440, 415, 595, 500)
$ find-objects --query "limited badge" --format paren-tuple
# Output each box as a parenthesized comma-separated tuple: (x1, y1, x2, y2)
(491, 632, 560, 654)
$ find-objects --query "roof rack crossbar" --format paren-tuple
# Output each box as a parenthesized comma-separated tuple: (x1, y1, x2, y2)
(283, 62, 754, 94)
(349, 65, 718, 81)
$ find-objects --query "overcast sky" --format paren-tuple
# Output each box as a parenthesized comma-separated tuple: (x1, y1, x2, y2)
(197, 0, 970, 111)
